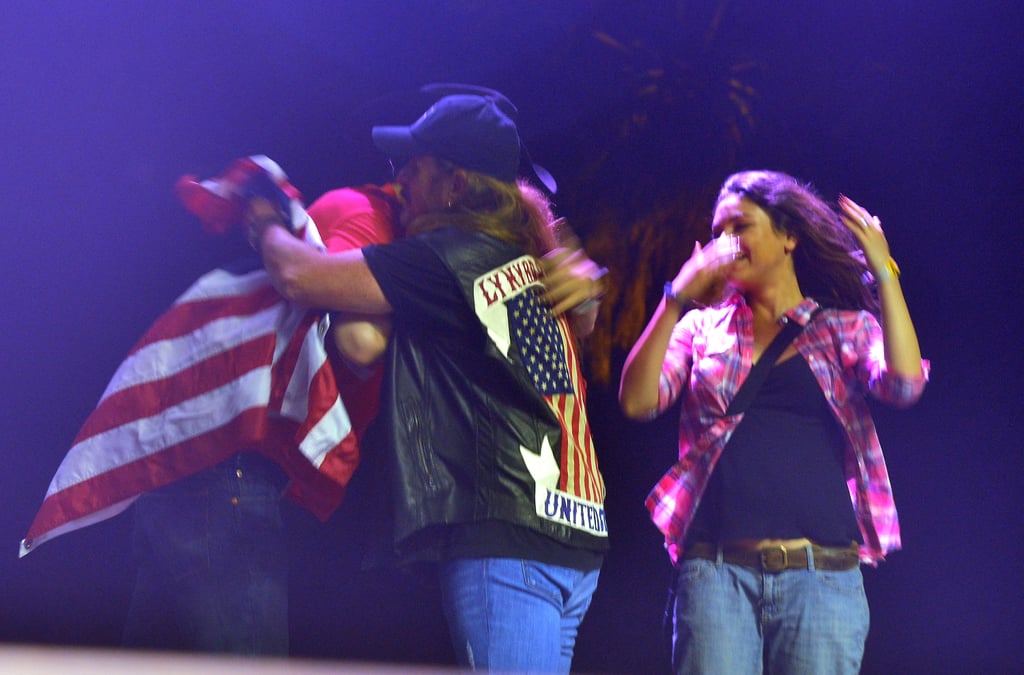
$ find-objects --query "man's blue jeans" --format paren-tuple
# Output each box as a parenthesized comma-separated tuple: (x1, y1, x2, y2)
(673, 551, 869, 674)
(121, 452, 289, 655)
(439, 557, 601, 673)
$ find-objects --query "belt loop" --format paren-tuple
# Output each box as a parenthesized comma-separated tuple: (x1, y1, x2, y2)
(805, 545, 815, 571)
(715, 544, 724, 566)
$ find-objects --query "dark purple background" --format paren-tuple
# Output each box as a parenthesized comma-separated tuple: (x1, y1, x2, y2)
(2, 2, 1021, 672)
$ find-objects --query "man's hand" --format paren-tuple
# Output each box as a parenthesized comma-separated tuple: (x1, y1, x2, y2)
(540, 247, 607, 317)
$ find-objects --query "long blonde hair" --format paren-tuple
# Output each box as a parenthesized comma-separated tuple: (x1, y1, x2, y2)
(407, 160, 557, 257)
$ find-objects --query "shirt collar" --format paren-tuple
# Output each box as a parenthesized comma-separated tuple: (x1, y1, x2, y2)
(787, 298, 822, 326)
(722, 290, 821, 326)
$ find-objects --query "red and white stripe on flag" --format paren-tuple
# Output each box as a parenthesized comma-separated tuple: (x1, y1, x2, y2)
(20, 264, 357, 557)
(548, 314, 605, 503)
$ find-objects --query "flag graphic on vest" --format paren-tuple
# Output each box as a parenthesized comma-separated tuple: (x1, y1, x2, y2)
(473, 255, 606, 537)
(508, 291, 575, 395)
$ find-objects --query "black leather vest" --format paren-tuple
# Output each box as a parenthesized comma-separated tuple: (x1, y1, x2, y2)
(366, 228, 608, 561)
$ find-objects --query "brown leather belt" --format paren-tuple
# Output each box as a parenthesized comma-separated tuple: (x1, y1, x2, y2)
(683, 542, 860, 573)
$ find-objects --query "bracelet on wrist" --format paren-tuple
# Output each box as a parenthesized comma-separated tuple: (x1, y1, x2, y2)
(875, 257, 901, 282)
(663, 281, 687, 307)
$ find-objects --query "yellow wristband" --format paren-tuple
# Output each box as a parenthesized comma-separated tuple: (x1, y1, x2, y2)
(877, 257, 901, 282)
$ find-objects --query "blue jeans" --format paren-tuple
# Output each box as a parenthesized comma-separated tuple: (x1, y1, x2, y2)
(439, 557, 601, 673)
(122, 452, 289, 655)
(673, 551, 868, 674)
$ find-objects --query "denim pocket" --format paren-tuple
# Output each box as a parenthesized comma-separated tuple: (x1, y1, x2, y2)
(520, 559, 565, 605)
(816, 566, 866, 598)
(678, 557, 717, 584)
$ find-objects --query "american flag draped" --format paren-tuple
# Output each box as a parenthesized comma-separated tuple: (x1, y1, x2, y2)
(20, 226, 356, 557)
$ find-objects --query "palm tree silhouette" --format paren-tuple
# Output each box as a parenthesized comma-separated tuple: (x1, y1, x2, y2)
(554, 0, 763, 383)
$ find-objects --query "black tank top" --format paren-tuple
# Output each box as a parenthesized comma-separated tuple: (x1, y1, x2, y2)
(685, 354, 862, 546)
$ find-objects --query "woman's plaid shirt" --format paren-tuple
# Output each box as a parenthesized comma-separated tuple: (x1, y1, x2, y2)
(645, 293, 929, 565)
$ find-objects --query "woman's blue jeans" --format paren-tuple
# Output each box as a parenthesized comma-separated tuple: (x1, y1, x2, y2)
(439, 557, 601, 673)
(673, 552, 869, 674)
(121, 452, 289, 655)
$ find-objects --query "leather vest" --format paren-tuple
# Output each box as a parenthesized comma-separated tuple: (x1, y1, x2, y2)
(367, 228, 608, 560)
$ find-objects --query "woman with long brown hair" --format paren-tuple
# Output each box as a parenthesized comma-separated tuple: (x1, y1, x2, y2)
(620, 170, 929, 674)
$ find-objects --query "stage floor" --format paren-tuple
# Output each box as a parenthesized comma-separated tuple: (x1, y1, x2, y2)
(0, 645, 463, 674)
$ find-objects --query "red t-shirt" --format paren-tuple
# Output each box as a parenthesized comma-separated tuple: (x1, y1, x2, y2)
(307, 184, 400, 441)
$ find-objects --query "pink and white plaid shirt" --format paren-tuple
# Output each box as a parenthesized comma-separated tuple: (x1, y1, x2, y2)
(645, 292, 929, 565)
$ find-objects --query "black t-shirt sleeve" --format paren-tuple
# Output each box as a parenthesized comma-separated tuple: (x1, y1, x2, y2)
(362, 235, 471, 334)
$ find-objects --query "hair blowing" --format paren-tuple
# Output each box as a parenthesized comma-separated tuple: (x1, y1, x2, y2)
(720, 170, 879, 314)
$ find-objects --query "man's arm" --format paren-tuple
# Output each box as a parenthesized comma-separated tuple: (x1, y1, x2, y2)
(329, 313, 392, 366)
(250, 200, 393, 314)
